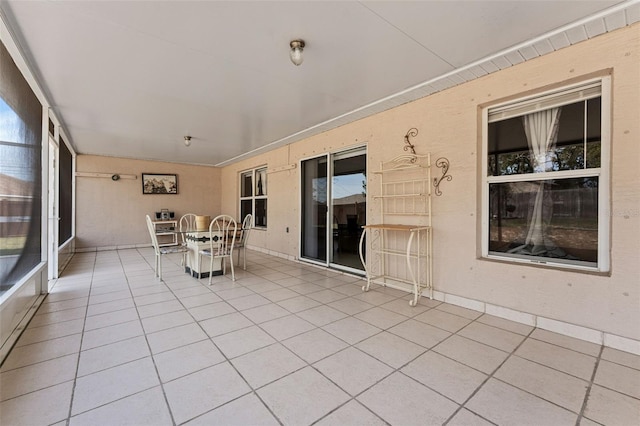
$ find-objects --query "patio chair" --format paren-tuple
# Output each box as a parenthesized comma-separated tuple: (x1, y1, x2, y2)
(235, 214, 253, 270)
(198, 215, 237, 283)
(145, 215, 188, 280)
(179, 213, 197, 268)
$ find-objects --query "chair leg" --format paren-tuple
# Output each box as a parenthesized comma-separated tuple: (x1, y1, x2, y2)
(242, 246, 246, 270)
(208, 256, 213, 285)
(229, 255, 235, 281)
(158, 255, 162, 281)
(182, 252, 188, 272)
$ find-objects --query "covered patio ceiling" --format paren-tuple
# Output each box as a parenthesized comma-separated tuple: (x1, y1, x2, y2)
(1, 1, 637, 166)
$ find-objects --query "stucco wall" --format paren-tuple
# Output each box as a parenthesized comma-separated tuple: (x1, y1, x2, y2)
(76, 155, 220, 249)
(220, 24, 640, 341)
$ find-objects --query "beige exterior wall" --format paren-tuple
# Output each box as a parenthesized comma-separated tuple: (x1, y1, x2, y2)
(76, 155, 220, 249)
(220, 24, 640, 341)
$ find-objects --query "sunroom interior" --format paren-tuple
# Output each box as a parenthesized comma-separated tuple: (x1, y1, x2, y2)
(1, 1, 639, 425)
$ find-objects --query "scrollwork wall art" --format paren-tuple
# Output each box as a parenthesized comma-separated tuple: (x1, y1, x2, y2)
(403, 128, 418, 158)
(433, 157, 452, 196)
(400, 126, 452, 195)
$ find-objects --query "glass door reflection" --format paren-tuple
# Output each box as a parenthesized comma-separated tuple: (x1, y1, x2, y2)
(330, 149, 366, 272)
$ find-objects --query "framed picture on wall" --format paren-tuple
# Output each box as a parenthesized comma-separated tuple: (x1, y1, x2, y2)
(142, 173, 178, 194)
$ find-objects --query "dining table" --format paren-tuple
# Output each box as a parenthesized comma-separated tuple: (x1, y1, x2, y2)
(174, 226, 243, 279)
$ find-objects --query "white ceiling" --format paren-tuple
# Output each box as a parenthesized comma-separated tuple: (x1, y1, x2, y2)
(1, 1, 638, 167)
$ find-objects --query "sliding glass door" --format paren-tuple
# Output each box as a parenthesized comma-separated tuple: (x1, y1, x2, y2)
(301, 147, 366, 273)
(331, 149, 366, 271)
(301, 155, 328, 263)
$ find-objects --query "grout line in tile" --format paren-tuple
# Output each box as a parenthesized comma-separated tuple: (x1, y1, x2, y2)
(526, 332, 601, 358)
(9, 247, 634, 426)
(576, 344, 605, 424)
(442, 318, 537, 425)
(75, 336, 151, 378)
(121, 248, 179, 426)
(306, 339, 439, 424)
(138, 253, 395, 424)
(65, 249, 96, 426)
(131, 247, 284, 425)
(507, 352, 595, 384)
(0, 379, 76, 407)
(67, 384, 162, 421)
(490, 375, 586, 417)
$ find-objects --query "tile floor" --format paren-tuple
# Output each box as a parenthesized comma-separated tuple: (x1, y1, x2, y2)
(1, 248, 639, 425)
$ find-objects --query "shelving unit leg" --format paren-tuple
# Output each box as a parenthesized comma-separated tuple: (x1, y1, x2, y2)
(358, 229, 371, 292)
(405, 231, 418, 306)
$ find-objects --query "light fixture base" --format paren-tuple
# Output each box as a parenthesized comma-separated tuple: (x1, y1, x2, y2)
(290, 40, 305, 49)
(184, 136, 192, 146)
(289, 39, 305, 66)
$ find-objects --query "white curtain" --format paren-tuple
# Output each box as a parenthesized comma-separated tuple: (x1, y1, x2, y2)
(523, 108, 561, 174)
(510, 108, 561, 255)
(524, 108, 561, 253)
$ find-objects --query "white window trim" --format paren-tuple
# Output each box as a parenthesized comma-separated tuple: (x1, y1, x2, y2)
(480, 76, 610, 272)
(239, 166, 267, 229)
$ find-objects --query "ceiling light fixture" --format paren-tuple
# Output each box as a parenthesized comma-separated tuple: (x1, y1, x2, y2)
(184, 135, 192, 146)
(289, 39, 305, 66)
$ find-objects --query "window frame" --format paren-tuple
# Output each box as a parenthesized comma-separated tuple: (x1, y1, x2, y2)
(480, 76, 611, 272)
(239, 166, 267, 229)
(0, 39, 45, 294)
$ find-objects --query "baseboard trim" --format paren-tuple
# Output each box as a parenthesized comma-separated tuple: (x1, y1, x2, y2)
(432, 290, 640, 356)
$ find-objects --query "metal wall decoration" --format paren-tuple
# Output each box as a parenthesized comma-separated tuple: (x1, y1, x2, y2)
(433, 157, 452, 196)
(403, 127, 418, 156)
(399, 127, 451, 195)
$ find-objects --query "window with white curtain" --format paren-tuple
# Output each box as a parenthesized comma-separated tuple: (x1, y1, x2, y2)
(482, 78, 610, 271)
(239, 166, 267, 228)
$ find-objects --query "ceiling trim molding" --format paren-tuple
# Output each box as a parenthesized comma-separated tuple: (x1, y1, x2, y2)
(216, 0, 639, 167)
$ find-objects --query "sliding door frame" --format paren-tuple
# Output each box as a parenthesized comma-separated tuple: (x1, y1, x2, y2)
(328, 146, 367, 274)
(299, 145, 367, 273)
(299, 153, 330, 267)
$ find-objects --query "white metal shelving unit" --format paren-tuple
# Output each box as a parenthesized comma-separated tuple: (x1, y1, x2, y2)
(358, 153, 433, 306)
(152, 220, 178, 247)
